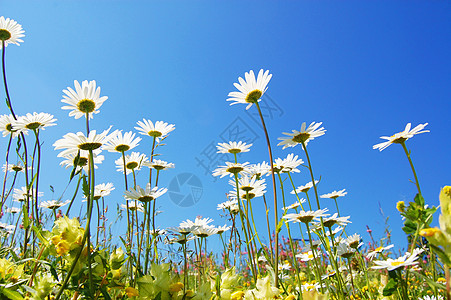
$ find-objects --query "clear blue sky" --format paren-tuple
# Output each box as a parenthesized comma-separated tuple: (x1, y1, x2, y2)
(2, 1, 450, 253)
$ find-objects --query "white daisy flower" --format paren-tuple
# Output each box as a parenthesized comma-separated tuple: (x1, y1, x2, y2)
(59, 149, 104, 174)
(124, 183, 167, 203)
(0, 114, 23, 138)
(192, 225, 218, 238)
(121, 201, 144, 213)
(0, 222, 15, 235)
(135, 119, 175, 141)
(367, 244, 394, 260)
(296, 251, 317, 262)
(337, 243, 356, 259)
(212, 162, 251, 178)
(5, 207, 20, 214)
(145, 159, 175, 171)
(216, 224, 231, 234)
(345, 233, 362, 249)
(373, 123, 429, 151)
(168, 234, 196, 245)
(248, 161, 271, 178)
(61, 80, 108, 119)
(115, 152, 148, 175)
(217, 141, 252, 154)
(217, 199, 239, 214)
(282, 199, 306, 211)
(283, 208, 329, 224)
(39, 199, 70, 210)
(320, 213, 351, 228)
(53, 128, 112, 157)
(0, 17, 25, 48)
(180, 217, 214, 229)
(103, 130, 141, 153)
(13, 186, 43, 202)
(93, 183, 115, 200)
(371, 248, 424, 271)
(320, 189, 347, 199)
(2, 163, 26, 173)
(274, 153, 304, 173)
(13, 112, 56, 132)
(291, 180, 319, 194)
(277, 122, 326, 149)
(227, 69, 272, 110)
(228, 176, 266, 200)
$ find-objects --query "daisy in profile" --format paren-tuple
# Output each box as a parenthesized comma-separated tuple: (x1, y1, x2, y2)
(59, 149, 104, 174)
(13, 112, 57, 132)
(216, 225, 231, 234)
(217, 141, 252, 154)
(320, 189, 347, 199)
(124, 183, 167, 203)
(291, 180, 319, 194)
(2, 163, 26, 173)
(0, 16, 25, 48)
(277, 122, 326, 149)
(345, 233, 363, 249)
(135, 119, 175, 141)
(61, 80, 108, 119)
(371, 248, 424, 271)
(217, 199, 239, 214)
(121, 201, 144, 213)
(212, 161, 250, 178)
(93, 183, 115, 200)
(282, 199, 306, 211)
(248, 162, 271, 178)
(373, 123, 429, 151)
(53, 128, 112, 156)
(296, 251, 317, 262)
(145, 159, 175, 171)
(13, 186, 43, 202)
(283, 208, 329, 224)
(227, 69, 272, 110)
(192, 225, 218, 238)
(367, 244, 394, 260)
(337, 242, 356, 259)
(39, 199, 70, 210)
(274, 153, 304, 173)
(0, 114, 22, 138)
(229, 176, 266, 200)
(115, 152, 148, 175)
(5, 206, 20, 214)
(103, 130, 141, 153)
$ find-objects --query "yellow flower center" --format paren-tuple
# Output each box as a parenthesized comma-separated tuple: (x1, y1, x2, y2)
(245, 89, 262, 103)
(138, 196, 154, 202)
(77, 99, 96, 113)
(226, 166, 244, 174)
(390, 261, 404, 267)
(0, 29, 11, 41)
(147, 130, 162, 137)
(375, 246, 384, 252)
(78, 142, 102, 151)
(75, 157, 88, 167)
(292, 132, 310, 143)
(419, 227, 441, 237)
(115, 144, 130, 152)
(25, 122, 42, 130)
(126, 162, 138, 169)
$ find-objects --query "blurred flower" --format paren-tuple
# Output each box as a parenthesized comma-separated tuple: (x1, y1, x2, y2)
(227, 69, 272, 110)
(39, 199, 70, 210)
(278, 122, 326, 149)
(61, 80, 108, 119)
(121, 201, 144, 213)
(2, 163, 26, 173)
(59, 149, 104, 174)
(13, 186, 43, 202)
(282, 199, 306, 211)
(296, 251, 317, 262)
(248, 161, 271, 178)
(0, 16, 25, 48)
(373, 123, 429, 151)
(145, 159, 175, 171)
(366, 244, 394, 260)
(337, 243, 356, 259)
(229, 176, 266, 200)
(371, 248, 424, 271)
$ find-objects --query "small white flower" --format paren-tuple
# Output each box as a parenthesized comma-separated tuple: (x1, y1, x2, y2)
(135, 119, 175, 141)
(217, 141, 252, 154)
(278, 122, 326, 149)
(371, 248, 424, 271)
(227, 69, 272, 110)
(320, 189, 347, 199)
(61, 80, 108, 119)
(0, 16, 25, 48)
(373, 123, 429, 151)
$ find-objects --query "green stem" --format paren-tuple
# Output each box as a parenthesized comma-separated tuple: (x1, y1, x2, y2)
(401, 141, 422, 196)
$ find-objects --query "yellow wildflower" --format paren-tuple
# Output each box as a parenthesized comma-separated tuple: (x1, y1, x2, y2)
(125, 287, 139, 297)
(169, 282, 184, 293)
(396, 201, 405, 212)
(231, 291, 245, 300)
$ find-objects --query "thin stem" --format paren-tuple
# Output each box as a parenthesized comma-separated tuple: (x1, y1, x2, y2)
(255, 102, 279, 287)
(401, 141, 422, 196)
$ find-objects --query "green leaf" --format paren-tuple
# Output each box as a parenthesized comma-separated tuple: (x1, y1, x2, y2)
(82, 175, 89, 198)
(0, 288, 24, 300)
(382, 278, 398, 296)
(414, 193, 425, 206)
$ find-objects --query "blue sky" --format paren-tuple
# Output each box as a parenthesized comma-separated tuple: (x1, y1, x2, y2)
(1, 1, 450, 253)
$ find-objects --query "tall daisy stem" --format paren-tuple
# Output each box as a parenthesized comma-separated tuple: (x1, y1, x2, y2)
(401, 141, 422, 196)
(255, 102, 279, 287)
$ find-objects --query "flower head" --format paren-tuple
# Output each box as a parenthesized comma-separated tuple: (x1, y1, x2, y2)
(121, 201, 144, 213)
(115, 152, 148, 174)
(53, 128, 112, 157)
(145, 159, 175, 171)
(274, 153, 304, 173)
(39, 200, 70, 210)
(373, 123, 429, 151)
(92, 183, 115, 200)
(61, 80, 108, 119)
(277, 122, 326, 149)
(227, 69, 272, 110)
(0, 114, 22, 138)
(228, 176, 266, 200)
(283, 208, 329, 224)
(135, 119, 175, 141)
(103, 130, 141, 153)
(59, 149, 104, 174)
(320, 189, 347, 200)
(0, 17, 25, 48)
(13, 112, 56, 132)
(371, 248, 424, 271)
(217, 141, 252, 154)
(291, 180, 319, 194)
(212, 162, 250, 178)
(124, 183, 167, 203)
(366, 244, 394, 260)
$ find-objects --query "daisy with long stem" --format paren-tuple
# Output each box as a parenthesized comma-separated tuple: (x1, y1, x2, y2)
(227, 69, 281, 285)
